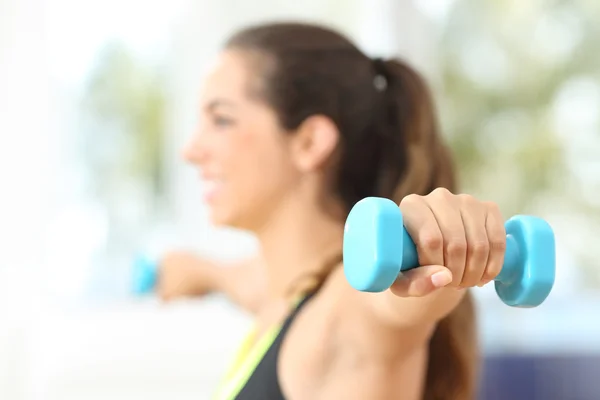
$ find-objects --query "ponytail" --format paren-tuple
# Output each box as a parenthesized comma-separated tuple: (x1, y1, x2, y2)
(377, 58, 479, 400)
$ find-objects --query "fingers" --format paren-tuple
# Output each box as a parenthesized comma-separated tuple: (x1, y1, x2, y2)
(390, 265, 453, 298)
(399, 194, 444, 268)
(457, 194, 489, 287)
(482, 201, 506, 284)
(397, 188, 507, 295)
(422, 189, 468, 288)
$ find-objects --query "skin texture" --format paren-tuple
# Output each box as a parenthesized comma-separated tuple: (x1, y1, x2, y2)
(157, 252, 266, 312)
(169, 50, 507, 399)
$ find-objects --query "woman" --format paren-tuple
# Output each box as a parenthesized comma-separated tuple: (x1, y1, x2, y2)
(162, 22, 506, 400)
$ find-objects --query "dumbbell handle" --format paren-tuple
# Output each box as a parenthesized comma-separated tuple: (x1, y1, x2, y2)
(343, 197, 555, 307)
(399, 229, 520, 284)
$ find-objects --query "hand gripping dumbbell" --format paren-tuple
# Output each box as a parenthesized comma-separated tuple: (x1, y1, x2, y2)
(342, 197, 556, 308)
(131, 255, 159, 295)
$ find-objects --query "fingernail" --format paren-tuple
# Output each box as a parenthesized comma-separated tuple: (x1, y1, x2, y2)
(431, 271, 452, 288)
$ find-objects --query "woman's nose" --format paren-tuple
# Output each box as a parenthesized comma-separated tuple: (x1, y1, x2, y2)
(181, 130, 207, 165)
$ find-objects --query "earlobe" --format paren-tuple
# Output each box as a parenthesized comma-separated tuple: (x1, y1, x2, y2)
(292, 115, 339, 172)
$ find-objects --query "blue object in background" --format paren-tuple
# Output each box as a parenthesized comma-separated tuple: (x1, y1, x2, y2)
(131, 255, 158, 294)
(479, 354, 600, 400)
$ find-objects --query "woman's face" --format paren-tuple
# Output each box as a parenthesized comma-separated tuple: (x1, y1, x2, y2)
(183, 50, 302, 230)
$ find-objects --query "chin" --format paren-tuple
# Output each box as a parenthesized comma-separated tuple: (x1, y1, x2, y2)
(208, 210, 232, 227)
(208, 206, 242, 229)
(213, 211, 262, 234)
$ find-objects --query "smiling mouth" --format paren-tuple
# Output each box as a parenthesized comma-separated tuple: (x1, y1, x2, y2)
(202, 179, 223, 203)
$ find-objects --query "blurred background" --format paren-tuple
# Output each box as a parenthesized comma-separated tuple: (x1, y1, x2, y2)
(1, 0, 599, 399)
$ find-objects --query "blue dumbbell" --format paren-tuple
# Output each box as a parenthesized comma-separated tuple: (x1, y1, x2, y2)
(343, 197, 555, 308)
(131, 255, 159, 295)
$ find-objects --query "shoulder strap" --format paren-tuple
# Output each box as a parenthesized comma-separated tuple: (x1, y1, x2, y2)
(231, 289, 320, 400)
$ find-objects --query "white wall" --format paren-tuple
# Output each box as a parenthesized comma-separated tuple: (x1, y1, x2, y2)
(0, 0, 57, 398)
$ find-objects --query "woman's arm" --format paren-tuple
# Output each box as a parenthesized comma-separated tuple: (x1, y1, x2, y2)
(208, 256, 268, 315)
(359, 286, 466, 330)
(158, 252, 268, 315)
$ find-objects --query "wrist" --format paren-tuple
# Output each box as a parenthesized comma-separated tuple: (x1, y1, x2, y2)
(192, 259, 222, 295)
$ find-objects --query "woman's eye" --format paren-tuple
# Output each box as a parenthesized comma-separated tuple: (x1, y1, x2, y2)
(214, 115, 234, 127)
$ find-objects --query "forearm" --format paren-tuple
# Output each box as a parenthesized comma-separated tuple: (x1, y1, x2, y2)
(366, 287, 467, 329)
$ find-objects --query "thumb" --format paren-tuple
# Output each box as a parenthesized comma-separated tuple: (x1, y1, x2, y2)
(389, 266, 453, 298)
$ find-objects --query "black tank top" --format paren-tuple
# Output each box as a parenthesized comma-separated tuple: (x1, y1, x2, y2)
(233, 291, 316, 399)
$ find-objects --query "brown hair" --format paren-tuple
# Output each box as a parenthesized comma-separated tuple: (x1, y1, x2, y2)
(226, 22, 478, 399)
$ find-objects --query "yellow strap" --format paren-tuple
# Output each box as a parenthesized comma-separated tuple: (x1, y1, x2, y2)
(212, 324, 282, 400)
(212, 295, 305, 400)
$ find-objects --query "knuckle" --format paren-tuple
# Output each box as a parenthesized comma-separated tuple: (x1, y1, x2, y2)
(429, 187, 453, 199)
(419, 232, 443, 251)
(484, 201, 503, 217)
(484, 265, 502, 280)
(446, 239, 467, 257)
(457, 193, 477, 204)
(483, 200, 500, 211)
(400, 193, 423, 207)
(470, 239, 490, 256)
(490, 236, 507, 251)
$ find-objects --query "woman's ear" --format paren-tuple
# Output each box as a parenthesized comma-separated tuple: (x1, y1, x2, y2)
(290, 115, 340, 172)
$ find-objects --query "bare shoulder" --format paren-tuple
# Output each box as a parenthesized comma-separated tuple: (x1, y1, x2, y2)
(278, 266, 432, 400)
(324, 267, 436, 355)
(284, 266, 435, 359)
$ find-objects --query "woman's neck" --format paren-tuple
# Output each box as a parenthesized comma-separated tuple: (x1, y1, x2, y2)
(256, 196, 345, 301)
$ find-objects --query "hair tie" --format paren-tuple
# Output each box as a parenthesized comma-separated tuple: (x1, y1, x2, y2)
(372, 57, 388, 92)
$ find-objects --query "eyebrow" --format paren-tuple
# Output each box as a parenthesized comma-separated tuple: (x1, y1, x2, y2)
(204, 98, 237, 113)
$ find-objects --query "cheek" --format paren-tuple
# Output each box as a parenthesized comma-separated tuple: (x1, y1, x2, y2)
(224, 130, 263, 175)
(226, 130, 296, 197)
